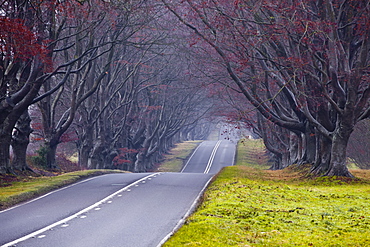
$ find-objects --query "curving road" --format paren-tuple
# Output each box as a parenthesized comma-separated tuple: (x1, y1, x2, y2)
(0, 140, 236, 247)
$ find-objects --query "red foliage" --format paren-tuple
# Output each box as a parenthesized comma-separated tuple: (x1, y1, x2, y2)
(113, 148, 138, 166)
(0, 17, 50, 68)
(31, 137, 44, 142)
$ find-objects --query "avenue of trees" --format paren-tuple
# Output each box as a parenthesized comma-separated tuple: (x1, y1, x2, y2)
(1, 0, 369, 177)
(0, 0, 214, 173)
(163, 0, 370, 177)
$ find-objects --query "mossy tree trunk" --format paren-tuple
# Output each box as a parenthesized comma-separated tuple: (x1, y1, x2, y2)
(11, 110, 33, 171)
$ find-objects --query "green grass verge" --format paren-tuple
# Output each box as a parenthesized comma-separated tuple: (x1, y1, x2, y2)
(164, 139, 370, 247)
(156, 141, 202, 172)
(236, 138, 270, 169)
(0, 169, 126, 211)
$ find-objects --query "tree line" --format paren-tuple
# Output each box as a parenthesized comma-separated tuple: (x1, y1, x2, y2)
(0, 0, 214, 174)
(1, 0, 369, 177)
(163, 0, 370, 177)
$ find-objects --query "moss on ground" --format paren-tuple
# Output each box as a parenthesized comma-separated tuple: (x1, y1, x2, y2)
(164, 139, 370, 247)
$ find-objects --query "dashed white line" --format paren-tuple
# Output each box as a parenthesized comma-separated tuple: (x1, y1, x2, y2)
(0, 175, 111, 214)
(1, 173, 160, 247)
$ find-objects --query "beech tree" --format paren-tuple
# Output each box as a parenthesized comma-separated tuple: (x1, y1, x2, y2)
(35, 0, 154, 169)
(0, 0, 59, 173)
(209, 80, 297, 169)
(0, 0, 170, 173)
(131, 65, 213, 172)
(77, 48, 214, 172)
(71, 2, 214, 172)
(77, 48, 158, 170)
(163, 0, 370, 177)
(11, 110, 33, 171)
(73, 3, 168, 170)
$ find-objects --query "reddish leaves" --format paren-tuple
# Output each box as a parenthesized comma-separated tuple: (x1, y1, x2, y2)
(0, 18, 45, 61)
(113, 148, 138, 166)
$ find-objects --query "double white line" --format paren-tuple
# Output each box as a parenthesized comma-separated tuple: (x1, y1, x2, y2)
(204, 140, 222, 174)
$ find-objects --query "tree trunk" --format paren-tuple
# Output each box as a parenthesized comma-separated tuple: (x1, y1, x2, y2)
(11, 110, 33, 171)
(77, 125, 94, 169)
(88, 139, 103, 169)
(134, 152, 145, 172)
(311, 134, 332, 175)
(78, 144, 91, 169)
(325, 130, 353, 177)
(299, 123, 317, 166)
(288, 132, 302, 166)
(43, 135, 60, 169)
(103, 149, 118, 169)
(324, 97, 355, 177)
(11, 136, 30, 171)
(0, 113, 20, 173)
(269, 153, 283, 170)
(46, 142, 58, 169)
(0, 134, 11, 174)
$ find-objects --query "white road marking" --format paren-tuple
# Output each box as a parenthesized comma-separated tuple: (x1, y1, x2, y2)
(1, 173, 160, 247)
(180, 142, 204, 172)
(156, 175, 214, 247)
(204, 140, 222, 174)
(158, 140, 235, 246)
(0, 175, 110, 214)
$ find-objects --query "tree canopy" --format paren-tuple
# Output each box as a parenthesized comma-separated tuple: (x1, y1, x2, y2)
(1, 0, 369, 177)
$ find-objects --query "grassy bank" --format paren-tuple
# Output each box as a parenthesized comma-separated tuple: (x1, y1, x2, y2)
(156, 141, 202, 172)
(164, 139, 370, 246)
(0, 170, 126, 211)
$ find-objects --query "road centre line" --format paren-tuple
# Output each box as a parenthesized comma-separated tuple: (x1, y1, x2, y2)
(204, 140, 222, 174)
(1, 173, 160, 247)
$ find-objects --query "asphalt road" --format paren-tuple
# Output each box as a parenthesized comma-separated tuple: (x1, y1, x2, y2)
(0, 140, 236, 247)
